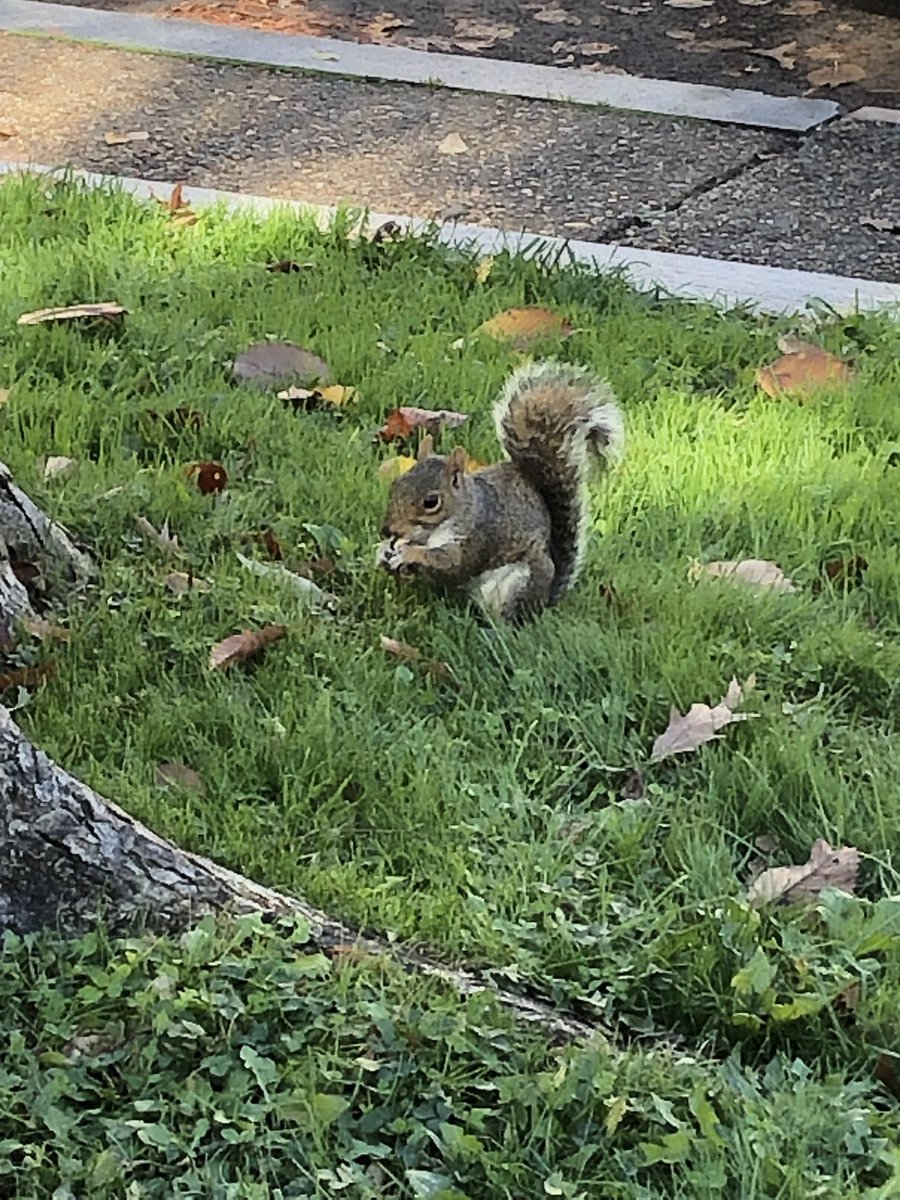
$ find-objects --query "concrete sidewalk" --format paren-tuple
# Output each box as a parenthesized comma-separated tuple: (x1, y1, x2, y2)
(0, 30, 898, 285)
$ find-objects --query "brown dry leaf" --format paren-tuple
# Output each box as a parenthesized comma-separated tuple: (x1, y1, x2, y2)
(780, 0, 822, 11)
(751, 41, 798, 69)
(0, 663, 55, 692)
(380, 635, 459, 685)
(689, 558, 796, 593)
(186, 461, 228, 494)
(103, 130, 150, 145)
(664, 0, 713, 6)
(807, 61, 867, 87)
(43, 456, 77, 480)
(21, 615, 70, 641)
(378, 455, 417, 480)
(155, 761, 206, 793)
(0, 388, 10, 406)
(17, 302, 128, 326)
(135, 516, 182, 555)
(164, 570, 211, 595)
(747, 839, 859, 907)
(377, 406, 469, 443)
(233, 342, 332, 390)
(475, 306, 573, 349)
(756, 342, 853, 398)
(0, 126, 18, 139)
(822, 555, 868, 588)
(209, 625, 287, 672)
(437, 132, 470, 155)
(533, 6, 582, 23)
(651, 676, 757, 763)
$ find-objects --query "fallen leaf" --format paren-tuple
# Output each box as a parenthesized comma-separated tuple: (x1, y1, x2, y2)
(155, 761, 206, 793)
(822, 555, 868, 588)
(651, 676, 757, 763)
(236, 552, 335, 610)
(689, 558, 796, 592)
(0, 126, 18, 139)
(277, 383, 355, 410)
(779, 0, 822, 11)
(751, 41, 798, 69)
(874, 1055, 900, 1101)
(164, 570, 211, 595)
(836, 982, 860, 1012)
(747, 839, 859, 906)
(311, 49, 339, 59)
(232, 341, 332, 390)
(664, 0, 713, 6)
(378, 455, 417, 480)
(475, 306, 573, 349)
(103, 130, 150, 145)
(738, 0, 774, 5)
(377, 406, 469, 443)
(20, 615, 69, 641)
(666, 29, 696, 39)
(17, 302, 127, 326)
(259, 529, 284, 560)
(380, 635, 459, 685)
(187, 461, 228, 494)
(756, 342, 853, 397)
(0, 663, 55, 692)
(437, 132, 470, 155)
(43, 456, 77, 480)
(533, 4, 582, 21)
(134, 516, 182, 555)
(474, 257, 494, 283)
(62, 1032, 120, 1059)
(807, 62, 866, 87)
(0, 388, 10, 406)
(209, 625, 287, 671)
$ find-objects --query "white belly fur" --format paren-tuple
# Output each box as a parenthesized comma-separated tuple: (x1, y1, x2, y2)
(472, 563, 531, 617)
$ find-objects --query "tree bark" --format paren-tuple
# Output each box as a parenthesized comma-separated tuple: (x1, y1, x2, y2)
(0, 463, 602, 1044)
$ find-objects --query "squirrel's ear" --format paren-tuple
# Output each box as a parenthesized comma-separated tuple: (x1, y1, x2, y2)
(416, 434, 434, 462)
(447, 445, 467, 488)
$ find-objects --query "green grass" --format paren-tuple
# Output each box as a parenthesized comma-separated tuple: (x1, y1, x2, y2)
(1, 173, 900, 1198)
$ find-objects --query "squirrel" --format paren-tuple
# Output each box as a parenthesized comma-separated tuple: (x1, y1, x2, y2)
(376, 360, 624, 623)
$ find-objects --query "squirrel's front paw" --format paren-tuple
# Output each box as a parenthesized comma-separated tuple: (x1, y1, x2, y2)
(376, 538, 420, 576)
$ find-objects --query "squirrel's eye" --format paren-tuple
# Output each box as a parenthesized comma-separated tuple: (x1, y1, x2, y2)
(422, 493, 442, 512)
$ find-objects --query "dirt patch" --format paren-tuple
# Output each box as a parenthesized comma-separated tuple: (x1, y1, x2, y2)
(38, 0, 900, 112)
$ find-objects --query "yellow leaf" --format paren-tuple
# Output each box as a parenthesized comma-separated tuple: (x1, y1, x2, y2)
(378, 455, 417, 480)
(103, 130, 150, 145)
(475, 306, 573, 349)
(317, 384, 357, 407)
(474, 257, 495, 283)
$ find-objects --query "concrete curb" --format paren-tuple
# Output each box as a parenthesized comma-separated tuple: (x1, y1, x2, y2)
(2, 160, 898, 316)
(0, 0, 842, 132)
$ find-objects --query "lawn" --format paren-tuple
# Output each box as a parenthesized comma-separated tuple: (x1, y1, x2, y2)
(1, 171, 899, 1199)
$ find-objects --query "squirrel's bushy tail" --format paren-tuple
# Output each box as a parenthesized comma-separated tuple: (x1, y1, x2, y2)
(494, 360, 624, 604)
